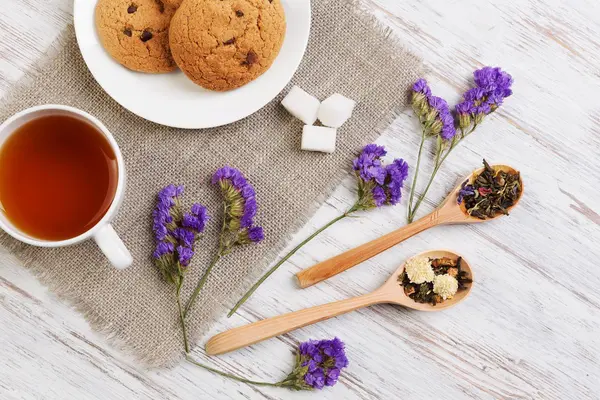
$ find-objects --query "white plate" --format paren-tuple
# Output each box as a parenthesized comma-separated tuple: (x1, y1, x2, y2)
(73, 0, 311, 129)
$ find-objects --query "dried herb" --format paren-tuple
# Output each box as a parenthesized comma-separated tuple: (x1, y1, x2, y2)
(458, 159, 521, 220)
(398, 257, 471, 306)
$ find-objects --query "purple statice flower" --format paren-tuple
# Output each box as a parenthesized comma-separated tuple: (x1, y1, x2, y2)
(456, 101, 473, 115)
(427, 96, 456, 140)
(411, 79, 457, 141)
(153, 222, 169, 242)
(463, 87, 487, 103)
(456, 67, 514, 128)
(476, 102, 491, 115)
(352, 144, 387, 184)
(159, 184, 185, 202)
(325, 367, 341, 386)
(439, 109, 456, 141)
(457, 180, 476, 204)
(428, 95, 448, 111)
(177, 245, 194, 267)
(173, 227, 195, 248)
(212, 165, 247, 190)
(353, 145, 410, 209)
(411, 79, 432, 118)
(185, 168, 264, 319)
(240, 197, 257, 228)
(237, 226, 265, 245)
(247, 226, 264, 243)
(296, 338, 348, 390)
(152, 184, 209, 284)
(235, 337, 348, 390)
(183, 203, 209, 233)
(213, 166, 264, 246)
(152, 184, 183, 242)
(372, 185, 386, 207)
(186, 337, 348, 391)
(412, 78, 431, 96)
(153, 241, 174, 259)
(384, 158, 410, 205)
(191, 203, 209, 221)
(182, 214, 204, 232)
(474, 66, 514, 96)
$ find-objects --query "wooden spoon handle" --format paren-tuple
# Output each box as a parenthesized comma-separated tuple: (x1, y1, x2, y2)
(205, 291, 389, 355)
(296, 213, 438, 288)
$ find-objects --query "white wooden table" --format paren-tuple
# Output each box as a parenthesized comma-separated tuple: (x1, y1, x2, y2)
(2, 0, 600, 398)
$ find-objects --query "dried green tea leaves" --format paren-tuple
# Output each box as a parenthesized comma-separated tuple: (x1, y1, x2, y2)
(458, 159, 522, 220)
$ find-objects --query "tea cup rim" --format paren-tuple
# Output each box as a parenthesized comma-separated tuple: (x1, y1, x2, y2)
(0, 104, 126, 247)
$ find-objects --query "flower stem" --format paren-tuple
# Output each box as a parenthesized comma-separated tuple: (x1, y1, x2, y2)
(184, 253, 221, 318)
(227, 206, 357, 317)
(176, 283, 190, 353)
(408, 123, 479, 221)
(407, 129, 427, 223)
(184, 202, 230, 318)
(186, 355, 281, 387)
(408, 146, 453, 222)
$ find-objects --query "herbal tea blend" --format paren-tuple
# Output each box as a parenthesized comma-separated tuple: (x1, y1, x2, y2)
(457, 159, 522, 220)
(399, 256, 471, 306)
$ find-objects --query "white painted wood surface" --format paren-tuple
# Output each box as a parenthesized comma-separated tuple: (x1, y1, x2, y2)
(1, 0, 600, 398)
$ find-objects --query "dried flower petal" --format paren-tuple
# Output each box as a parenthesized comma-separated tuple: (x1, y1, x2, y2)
(433, 274, 458, 299)
(154, 241, 174, 258)
(177, 245, 194, 267)
(412, 78, 431, 96)
(173, 227, 195, 247)
(404, 256, 435, 284)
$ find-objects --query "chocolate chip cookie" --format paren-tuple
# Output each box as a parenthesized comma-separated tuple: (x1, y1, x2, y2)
(169, 0, 286, 91)
(162, 0, 183, 8)
(95, 0, 177, 73)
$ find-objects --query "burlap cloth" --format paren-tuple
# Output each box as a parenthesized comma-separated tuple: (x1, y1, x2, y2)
(0, 0, 421, 366)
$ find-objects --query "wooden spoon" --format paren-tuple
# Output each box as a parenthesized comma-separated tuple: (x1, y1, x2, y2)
(296, 164, 522, 289)
(206, 250, 472, 355)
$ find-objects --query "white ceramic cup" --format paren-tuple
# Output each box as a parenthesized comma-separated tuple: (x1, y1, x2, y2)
(0, 105, 132, 269)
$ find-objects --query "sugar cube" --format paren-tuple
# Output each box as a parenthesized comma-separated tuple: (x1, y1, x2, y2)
(318, 93, 356, 128)
(301, 125, 337, 154)
(281, 86, 321, 125)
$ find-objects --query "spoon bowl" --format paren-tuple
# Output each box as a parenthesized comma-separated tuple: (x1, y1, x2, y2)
(205, 249, 473, 355)
(383, 249, 473, 311)
(296, 164, 521, 288)
(454, 164, 524, 222)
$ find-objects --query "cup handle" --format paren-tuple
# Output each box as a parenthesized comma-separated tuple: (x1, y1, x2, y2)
(93, 224, 133, 269)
